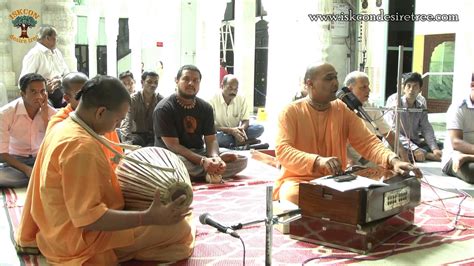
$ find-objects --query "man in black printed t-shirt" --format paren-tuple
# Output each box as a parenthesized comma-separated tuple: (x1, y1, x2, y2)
(153, 65, 247, 180)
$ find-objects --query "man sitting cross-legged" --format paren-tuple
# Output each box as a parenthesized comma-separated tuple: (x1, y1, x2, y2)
(384, 72, 443, 162)
(441, 77, 474, 183)
(16, 72, 125, 251)
(208, 74, 267, 149)
(0, 73, 56, 188)
(273, 63, 421, 205)
(153, 65, 247, 181)
(120, 71, 163, 147)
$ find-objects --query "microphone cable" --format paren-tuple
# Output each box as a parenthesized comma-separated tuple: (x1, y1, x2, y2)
(238, 236, 246, 266)
(301, 151, 473, 265)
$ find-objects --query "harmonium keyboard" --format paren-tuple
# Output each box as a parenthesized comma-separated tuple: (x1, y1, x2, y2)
(289, 167, 421, 254)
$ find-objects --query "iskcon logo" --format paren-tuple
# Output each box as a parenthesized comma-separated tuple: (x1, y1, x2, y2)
(9, 9, 40, 43)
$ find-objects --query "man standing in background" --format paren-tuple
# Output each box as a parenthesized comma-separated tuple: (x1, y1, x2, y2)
(19, 25, 69, 108)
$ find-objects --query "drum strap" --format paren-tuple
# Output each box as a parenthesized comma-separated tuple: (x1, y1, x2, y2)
(70, 112, 175, 172)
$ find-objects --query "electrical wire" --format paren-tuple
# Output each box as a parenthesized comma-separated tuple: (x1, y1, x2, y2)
(301, 127, 473, 265)
(301, 191, 471, 265)
(239, 236, 246, 266)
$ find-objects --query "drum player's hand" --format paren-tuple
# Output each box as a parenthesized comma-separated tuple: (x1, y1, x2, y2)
(203, 157, 226, 175)
(147, 190, 192, 225)
(391, 158, 423, 178)
(316, 156, 343, 176)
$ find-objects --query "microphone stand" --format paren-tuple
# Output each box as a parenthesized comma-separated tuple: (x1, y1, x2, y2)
(229, 186, 302, 266)
(394, 45, 404, 156)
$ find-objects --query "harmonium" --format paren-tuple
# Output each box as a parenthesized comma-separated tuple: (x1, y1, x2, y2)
(289, 167, 421, 254)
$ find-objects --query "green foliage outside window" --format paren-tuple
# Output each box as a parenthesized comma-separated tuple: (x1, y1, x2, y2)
(428, 41, 455, 100)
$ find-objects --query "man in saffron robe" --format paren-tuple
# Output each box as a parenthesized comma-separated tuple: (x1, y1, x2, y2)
(16, 76, 194, 265)
(273, 63, 421, 204)
(16, 72, 126, 249)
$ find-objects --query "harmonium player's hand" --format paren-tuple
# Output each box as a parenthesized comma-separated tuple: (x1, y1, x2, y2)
(390, 157, 423, 178)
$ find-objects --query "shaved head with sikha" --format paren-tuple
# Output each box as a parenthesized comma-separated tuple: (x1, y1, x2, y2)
(304, 63, 339, 108)
(75, 75, 131, 135)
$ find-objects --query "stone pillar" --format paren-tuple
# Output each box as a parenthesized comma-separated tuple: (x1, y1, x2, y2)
(234, 0, 256, 110)
(152, 0, 181, 96)
(195, 0, 226, 100)
(363, 1, 389, 105)
(86, 0, 99, 78)
(128, 0, 145, 86)
(179, 0, 197, 65)
(265, 0, 332, 123)
(105, 1, 118, 77)
(0, 0, 16, 101)
(42, 0, 77, 72)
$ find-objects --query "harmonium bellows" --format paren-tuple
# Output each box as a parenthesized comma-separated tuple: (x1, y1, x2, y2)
(289, 168, 421, 254)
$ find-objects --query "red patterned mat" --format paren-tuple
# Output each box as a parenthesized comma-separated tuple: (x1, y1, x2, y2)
(191, 158, 280, 190)
(178, 183, 474, 265)
(2, 179, 474, 265)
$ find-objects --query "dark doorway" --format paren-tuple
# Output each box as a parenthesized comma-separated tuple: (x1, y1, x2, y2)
(75, 44, 89, 76)
(384, 0, 415, 100)
(117, 18, 131, 61)
(97, 45, 107, 75)
(254, 19, 268, 107)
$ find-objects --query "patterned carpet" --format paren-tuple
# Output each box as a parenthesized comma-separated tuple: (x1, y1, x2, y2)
(2, 159, 474, 265)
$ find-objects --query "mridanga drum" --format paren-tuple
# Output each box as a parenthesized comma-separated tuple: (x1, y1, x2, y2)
(115, 147, 193, 210)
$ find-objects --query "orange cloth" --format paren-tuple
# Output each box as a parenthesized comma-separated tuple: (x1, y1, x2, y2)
(46, 103, 123, 170)
(17, 118, 195, 264)
(273, 100, 396, 204)
(19, 118, 133, 264)
(16, 104, 124, 249)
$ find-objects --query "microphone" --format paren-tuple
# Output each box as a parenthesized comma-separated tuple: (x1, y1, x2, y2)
(199, 213, 240, 238)
(336, 87, 379, 131)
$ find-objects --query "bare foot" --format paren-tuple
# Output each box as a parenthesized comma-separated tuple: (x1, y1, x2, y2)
(205, 173, 223, 184)
(452, 152, 462, 172)
(425, 152, 441, 161)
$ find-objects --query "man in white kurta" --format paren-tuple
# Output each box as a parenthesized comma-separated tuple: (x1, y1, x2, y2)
(19, 26, 69, 108)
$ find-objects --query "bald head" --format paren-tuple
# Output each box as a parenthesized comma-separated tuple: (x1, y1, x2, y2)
(304, 63, 336, 83)
(76, 75, 130, 111)
(62, 72, 88, 94)
(61, 72, 89, 110)
(75, 75, 131, 135)
(304, 63, 339, 104)
(62, 72, 89, 109)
